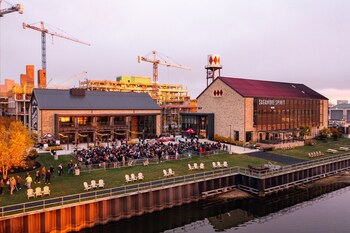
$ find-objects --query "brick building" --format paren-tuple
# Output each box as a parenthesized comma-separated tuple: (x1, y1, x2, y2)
(194, 77, 328, 143)
(29, 88, 162, 144)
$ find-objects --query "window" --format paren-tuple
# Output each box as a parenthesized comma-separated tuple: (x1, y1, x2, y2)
(234, 131, 239, 141)
(114, 116, 126, 125)
(78, 116, 92, 125)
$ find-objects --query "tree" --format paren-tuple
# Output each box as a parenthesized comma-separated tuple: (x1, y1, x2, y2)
(299, 125, 311, 140)
(319, 128, 330, 139)
(331, 127, 342, 140)
(0, 119, 33, 179)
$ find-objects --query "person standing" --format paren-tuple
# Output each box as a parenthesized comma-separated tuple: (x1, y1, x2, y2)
(0, 179, 4, 195)
(25, 173, 32, 189)
(58, 163, 63, 176)
(16, 175, 22, 190)
(35, 170, 40, 183)
(41, 166, 46, 181)
(10, 177, 16, 195)
(50, 165, 55, 178)
(45, 170, 51, 184)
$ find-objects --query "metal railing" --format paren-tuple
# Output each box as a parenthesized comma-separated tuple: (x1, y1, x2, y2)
(0, 167, 239, 218)
(2, 151, 350, 217)
(239, 153, 350, 178)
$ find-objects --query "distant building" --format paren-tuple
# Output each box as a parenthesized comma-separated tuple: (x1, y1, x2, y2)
(329, 103, 350, 124)
(192, 77, 328, 143)
(337, 100, 349, 105)
(0, 79, 16, 117)
(329, 103, 350, 135)
(29, 88, 162, 144)
(2, 65, 46, 127)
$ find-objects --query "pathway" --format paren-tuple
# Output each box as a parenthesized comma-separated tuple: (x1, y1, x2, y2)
(245, 151, 306, 165)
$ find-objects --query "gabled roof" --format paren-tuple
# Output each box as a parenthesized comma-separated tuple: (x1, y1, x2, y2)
(197, 77, 328, 100)
(31, 88, 161, 110)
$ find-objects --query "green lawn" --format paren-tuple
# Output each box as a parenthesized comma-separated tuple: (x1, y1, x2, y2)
(271, 138, 350, 160)
(0, 151, 272, 207)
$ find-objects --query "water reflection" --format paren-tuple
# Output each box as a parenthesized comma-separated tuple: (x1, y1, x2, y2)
(76, 182, 349, 233)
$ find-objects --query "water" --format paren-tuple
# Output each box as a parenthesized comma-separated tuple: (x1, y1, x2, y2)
(77, 182, 350, 233)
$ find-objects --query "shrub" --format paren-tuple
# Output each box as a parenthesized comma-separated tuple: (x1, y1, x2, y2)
(305, 139, 316, 146)
(27, 148, 39, 160)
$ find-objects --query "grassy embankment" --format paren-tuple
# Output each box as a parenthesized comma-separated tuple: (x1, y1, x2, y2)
(0, 151, 270, 206)
(2, 137, 350, 207)
(271, 138, 350, 160)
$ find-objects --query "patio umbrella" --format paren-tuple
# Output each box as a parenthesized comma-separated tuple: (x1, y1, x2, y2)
(185, 128, 196, 134)
(42, 133, 54, 139)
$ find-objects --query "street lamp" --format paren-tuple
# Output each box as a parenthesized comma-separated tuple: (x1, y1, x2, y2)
(229, 125, 232, 153)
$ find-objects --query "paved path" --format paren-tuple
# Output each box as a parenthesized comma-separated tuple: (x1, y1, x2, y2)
(200, 139, 259, 154)
(245, 151, 306, 165)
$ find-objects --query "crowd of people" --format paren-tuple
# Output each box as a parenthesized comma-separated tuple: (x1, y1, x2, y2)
(76, 138, 222, 166)
(0, 161, 75, 196)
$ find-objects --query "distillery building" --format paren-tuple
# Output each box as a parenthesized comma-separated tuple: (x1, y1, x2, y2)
(194, 76, 328, 144)
(29, 88, 162, 144)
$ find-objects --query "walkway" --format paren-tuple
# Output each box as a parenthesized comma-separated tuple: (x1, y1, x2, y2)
(245, 151, 306, 165)
(200, 139, 259, 154)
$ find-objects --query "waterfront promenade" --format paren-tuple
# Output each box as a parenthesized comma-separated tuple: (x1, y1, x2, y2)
(1, 138, 350, 232)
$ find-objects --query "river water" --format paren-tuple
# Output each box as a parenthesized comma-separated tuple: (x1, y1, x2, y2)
(77, 182, 350, 233)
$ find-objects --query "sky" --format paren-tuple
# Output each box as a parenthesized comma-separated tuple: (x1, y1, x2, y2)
(1, 0, 349, 104)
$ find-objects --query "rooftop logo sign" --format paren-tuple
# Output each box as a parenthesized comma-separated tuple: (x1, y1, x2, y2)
(258, 99, 285, 106)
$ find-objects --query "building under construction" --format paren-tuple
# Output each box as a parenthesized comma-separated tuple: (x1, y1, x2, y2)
(79, 75, 197, 133)
(1, 65, 46, 127)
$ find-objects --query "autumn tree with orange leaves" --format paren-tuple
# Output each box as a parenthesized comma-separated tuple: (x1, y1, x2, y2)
(0, 118, 33, 179)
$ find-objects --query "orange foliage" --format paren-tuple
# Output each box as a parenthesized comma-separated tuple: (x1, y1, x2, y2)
(0, 119, 33, 179)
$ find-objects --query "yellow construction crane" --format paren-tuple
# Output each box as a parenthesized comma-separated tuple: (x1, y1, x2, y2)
(138, 50, 190, 100)
(22, 21, 90, 72)
(0, 0, 23, 17)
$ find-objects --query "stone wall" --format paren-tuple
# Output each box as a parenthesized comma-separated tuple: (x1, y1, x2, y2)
(197, 79, 245, 140)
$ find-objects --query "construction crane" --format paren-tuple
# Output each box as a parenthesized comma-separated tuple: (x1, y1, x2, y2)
(138, 50, 190, 100)
(48, 71, 87, 89)
(22, 21, 90, 72)
(0, 0, 23, 17)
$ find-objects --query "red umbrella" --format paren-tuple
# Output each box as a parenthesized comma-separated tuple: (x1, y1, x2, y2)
(185, 128, 196, 134)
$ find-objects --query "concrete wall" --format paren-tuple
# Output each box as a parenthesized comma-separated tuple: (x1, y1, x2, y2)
(0, 176, 235, 233)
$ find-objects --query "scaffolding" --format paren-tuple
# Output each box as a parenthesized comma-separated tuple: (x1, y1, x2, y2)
(6, 84, 33, 127)
(79, 76, 197, 133)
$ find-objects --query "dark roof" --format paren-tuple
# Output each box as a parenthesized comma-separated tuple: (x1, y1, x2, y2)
(330, 103, 350, 109)
(198, 77, 328, 100)
(32, 88, 161, 110)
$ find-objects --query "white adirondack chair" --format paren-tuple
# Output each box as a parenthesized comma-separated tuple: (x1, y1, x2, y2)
(83, 182, 91, 191)
(138, 172, 144, 181)
(43, 186, 51, 196)
(168, 168, 175, 176)
(98, 179, 105, 188)
(91, 180, 98, 189)
(27, 188, 35, 199)
(125, 174, 132, 183)
(130, 173, 138, 181)
(188, 164, 194, 170)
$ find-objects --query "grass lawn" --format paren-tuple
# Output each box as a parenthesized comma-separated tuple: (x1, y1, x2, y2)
(271, 138, 350, 160)
(0, 151, 273, 207)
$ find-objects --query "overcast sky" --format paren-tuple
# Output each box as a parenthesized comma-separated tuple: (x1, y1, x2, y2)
(1, 0, 349, 104)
